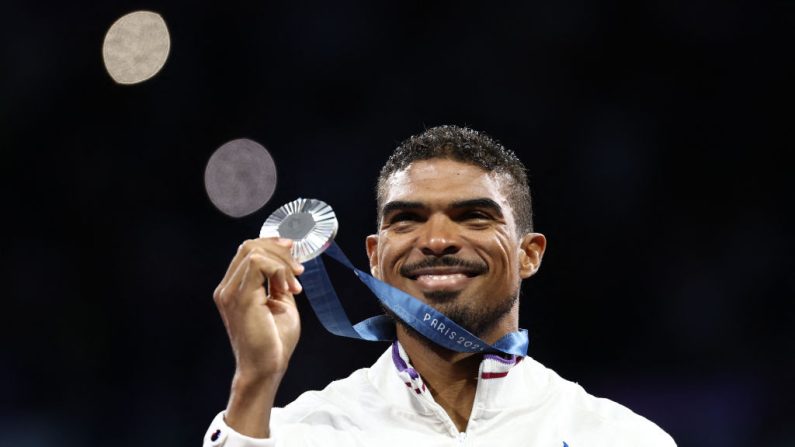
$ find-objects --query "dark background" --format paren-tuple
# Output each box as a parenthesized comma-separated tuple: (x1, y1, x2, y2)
(2, 1, 793, 446)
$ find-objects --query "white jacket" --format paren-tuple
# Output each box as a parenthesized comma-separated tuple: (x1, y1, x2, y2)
(203, 342, 675, 446)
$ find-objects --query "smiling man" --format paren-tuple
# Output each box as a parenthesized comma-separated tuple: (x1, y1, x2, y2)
(204, 126, 675, 446)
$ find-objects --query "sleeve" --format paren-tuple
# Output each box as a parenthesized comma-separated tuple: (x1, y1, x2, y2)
(202, 411, 276, 447)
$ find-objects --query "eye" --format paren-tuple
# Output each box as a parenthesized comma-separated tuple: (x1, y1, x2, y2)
(390, 212, 422, 223)
(458, 210, 494, 229)
(461, 210, 491, 220)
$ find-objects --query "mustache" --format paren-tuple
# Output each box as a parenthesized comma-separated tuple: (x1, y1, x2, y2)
(399, 256, 489, 277)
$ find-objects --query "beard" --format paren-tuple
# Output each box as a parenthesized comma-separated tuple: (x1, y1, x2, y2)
(383, 287, 519, 349)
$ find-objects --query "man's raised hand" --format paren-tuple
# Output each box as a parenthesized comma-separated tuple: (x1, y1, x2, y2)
(212, 237, 304, 438)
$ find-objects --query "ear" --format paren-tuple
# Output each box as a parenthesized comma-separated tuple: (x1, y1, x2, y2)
(365, 234, 381, 279)
(518, 233, 547, 279)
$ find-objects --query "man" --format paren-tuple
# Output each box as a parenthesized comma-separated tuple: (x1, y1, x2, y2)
(204, 126, 675, 446)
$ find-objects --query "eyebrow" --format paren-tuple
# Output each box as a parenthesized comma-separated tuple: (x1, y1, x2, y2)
(381, 198, 504, 218)
(450, 198, 504, 216)
(381, 201, 423, 217)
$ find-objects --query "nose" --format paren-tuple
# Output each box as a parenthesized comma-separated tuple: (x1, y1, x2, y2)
(418, 214, 461, 257)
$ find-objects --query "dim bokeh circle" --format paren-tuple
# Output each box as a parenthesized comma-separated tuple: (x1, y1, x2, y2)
(205, 139, 278, 218)
(102, 11, 170, 84)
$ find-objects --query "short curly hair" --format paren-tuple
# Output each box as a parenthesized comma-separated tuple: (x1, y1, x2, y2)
(376, 125, 533, 235)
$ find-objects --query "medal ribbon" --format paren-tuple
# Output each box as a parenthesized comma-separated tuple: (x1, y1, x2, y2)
(299, 242, 529, 356)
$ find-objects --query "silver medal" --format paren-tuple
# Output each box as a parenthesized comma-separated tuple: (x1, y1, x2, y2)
(259, 198, 338, 262)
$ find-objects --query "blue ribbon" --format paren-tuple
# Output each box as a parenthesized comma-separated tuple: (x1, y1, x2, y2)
(299, 242, 529, 356)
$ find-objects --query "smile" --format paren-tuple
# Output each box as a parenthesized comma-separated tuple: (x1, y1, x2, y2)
(414, 272, 474, 291)
(402, 263, 484, 292)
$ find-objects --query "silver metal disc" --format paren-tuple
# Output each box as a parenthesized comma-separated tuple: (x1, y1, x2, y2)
(260, 198, 338, 262)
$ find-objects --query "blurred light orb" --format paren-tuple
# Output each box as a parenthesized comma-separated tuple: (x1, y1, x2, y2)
(102, 11, 170, 84)
(205, 139, 278, 218)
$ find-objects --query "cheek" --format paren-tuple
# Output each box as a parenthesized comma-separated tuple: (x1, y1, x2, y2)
(490, 234, 520, 274)
(377, 234, 410, 275)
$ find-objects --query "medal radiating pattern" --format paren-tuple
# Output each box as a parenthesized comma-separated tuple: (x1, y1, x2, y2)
(259, 198, 338, 262)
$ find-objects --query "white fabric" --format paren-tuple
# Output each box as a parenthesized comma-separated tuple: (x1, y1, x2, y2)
(203, 343, 675, 446)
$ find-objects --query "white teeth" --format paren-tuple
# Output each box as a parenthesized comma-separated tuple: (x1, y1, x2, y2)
(418, 274, 467, 281)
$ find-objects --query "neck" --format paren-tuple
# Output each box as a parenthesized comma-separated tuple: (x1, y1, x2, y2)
(395, 303, 520, 432)
(397, 328, 481, 432)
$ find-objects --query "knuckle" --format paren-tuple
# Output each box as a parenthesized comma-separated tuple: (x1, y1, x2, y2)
(238, 239, 256, 253)
(213, 286, 230, 304)
(249, 250, 286, 268)
(268, 264, 287, 277)
(247, 251, 267, 264)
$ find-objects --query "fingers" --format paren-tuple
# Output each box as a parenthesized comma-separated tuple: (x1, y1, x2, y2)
(214, 238, 305, 310)
(242, 254, 296, 298)
(212, 237, 305, 386)
(218, 238, 304, 293)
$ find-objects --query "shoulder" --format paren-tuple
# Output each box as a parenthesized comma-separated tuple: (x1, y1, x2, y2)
(518, 357, 676, 446)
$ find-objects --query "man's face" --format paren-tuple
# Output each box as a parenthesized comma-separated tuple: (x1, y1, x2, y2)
(367, 158, 545, 341)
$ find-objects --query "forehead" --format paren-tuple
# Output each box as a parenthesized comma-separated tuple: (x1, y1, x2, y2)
(382, 158, 508, 205)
